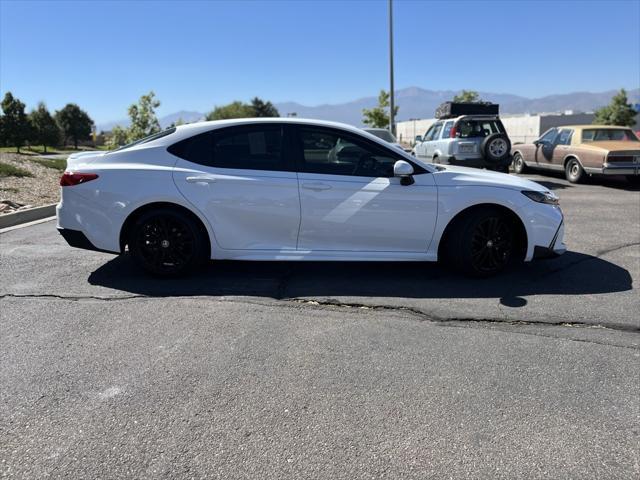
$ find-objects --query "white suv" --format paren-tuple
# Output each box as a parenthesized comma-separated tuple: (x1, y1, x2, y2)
(413, 115, 512, 172)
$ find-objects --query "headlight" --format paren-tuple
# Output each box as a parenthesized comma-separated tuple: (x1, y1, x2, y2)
(521, 190, 559, 205)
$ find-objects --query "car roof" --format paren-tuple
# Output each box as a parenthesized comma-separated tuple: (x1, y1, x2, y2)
(556, 125, 632, 130)
(174, 117, 367, 137)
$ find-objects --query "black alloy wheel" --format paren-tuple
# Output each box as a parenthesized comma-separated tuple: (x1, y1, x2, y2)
(469, 216, 514, 275)
(129, 209, 205, 276)
(443, 208, 518, 276)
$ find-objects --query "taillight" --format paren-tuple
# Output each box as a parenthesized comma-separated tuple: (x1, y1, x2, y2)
(60, 172, 99, 187)
(450, 124, 458, 138)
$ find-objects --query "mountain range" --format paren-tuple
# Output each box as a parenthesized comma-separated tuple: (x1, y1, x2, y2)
(96, 87, 640, 131)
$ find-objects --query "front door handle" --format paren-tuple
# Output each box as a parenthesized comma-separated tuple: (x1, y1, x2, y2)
(186, 176, 216, 184)
(301, 182, 332, 191)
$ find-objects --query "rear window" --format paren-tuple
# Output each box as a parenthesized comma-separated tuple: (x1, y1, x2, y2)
(582, 129, 639, 142)
(457, 120, 503, 138)
(111, 127, 176, 152)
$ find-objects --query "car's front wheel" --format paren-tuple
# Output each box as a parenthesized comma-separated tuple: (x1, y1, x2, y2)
(512, 152, 528, 174)
(129, 208, 208, 276)
(444, 208, 517, 277)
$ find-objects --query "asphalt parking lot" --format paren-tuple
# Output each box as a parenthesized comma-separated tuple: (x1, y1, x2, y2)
(1, 173, 639, 479)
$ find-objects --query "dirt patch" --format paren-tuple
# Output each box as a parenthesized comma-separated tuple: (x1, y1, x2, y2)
(0, 152, 62, 212)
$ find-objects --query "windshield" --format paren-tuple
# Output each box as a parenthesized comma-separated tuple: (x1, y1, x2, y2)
(364, 129, 397, 143)
(111, 127, 177, 152)
(582, 129, 639, 142)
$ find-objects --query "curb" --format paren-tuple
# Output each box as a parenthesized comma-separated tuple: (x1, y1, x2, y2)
(0, 204, 57, 229)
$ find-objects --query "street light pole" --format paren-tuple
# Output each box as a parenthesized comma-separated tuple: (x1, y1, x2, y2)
(388, 0, 395, 136)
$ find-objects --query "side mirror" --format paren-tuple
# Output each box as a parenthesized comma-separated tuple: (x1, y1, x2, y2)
(394, 160, 415, 186)
(414, 135, 422, 143)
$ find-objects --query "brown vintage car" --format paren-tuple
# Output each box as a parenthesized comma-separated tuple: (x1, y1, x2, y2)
(511, 125, 640, 184)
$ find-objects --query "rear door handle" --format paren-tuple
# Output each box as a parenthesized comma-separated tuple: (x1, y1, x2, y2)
(302, 182, 332, 191)
(186, 176, 216, 184)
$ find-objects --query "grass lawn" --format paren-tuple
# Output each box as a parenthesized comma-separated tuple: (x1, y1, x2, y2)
(30, 158, 67, 171)
(0, 145, 110, 155)
(0, 162, 34, 178)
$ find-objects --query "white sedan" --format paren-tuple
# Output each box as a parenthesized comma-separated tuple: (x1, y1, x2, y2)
(56, 118, 566, 276)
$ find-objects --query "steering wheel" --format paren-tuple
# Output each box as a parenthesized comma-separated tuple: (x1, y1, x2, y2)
(353, 153, 379, 176)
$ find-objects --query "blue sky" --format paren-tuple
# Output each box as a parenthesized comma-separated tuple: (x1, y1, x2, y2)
(1, 0, 639, 124)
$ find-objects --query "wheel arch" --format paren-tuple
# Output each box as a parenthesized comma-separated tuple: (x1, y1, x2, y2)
(436, 203, 528, 262)
(512, 149, 527, 164)
(563, 154, 583, 169)
(119, 201, 212, 256)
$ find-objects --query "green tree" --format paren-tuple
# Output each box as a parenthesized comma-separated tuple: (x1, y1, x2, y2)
(452, 90, 482, 103)
(106, 125, 128, 149)
(29, 102, 61, 153)
(127, 91, 161, 142)
(362, 90, 399, 128)
(206, 101, 253, 120)
(593, 89, 638, 127)
(1, 92, 31, 153)
(250, 97, 279, 117)
(55, 103, 93, 149)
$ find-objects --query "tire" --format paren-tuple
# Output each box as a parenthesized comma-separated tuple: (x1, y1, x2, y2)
(444, 208, 516, 277)
(129, 208, 208, 276)
(625, 175, 640, 186)
(512, 152, 528, 174)
(565, 158, 584, 183)
(482, 133, 511, 163)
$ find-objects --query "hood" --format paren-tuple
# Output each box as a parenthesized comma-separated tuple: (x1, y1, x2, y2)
(433, 165, 547, 192)
(580, 141, 640, 153)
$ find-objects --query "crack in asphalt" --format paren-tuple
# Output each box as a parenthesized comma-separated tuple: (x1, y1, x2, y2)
(3, 292, 638, 339)
(284, 298, 640, 335)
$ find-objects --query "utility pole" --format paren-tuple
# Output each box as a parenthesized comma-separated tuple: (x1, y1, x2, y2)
(388, 0, 395, 136)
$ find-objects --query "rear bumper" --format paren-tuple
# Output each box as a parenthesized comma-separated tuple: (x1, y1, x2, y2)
(586, 164, 640, 176)
(58, 228, 115, 254)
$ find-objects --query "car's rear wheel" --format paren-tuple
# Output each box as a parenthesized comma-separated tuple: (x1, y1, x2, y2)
(565, 158, 584, 183)
(129, 208, 207, 276)
(512, 152, 528, 174)
(445, 208, 516, 277)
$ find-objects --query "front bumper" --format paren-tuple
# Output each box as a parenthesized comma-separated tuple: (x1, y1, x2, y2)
(532, 215, 566, 260)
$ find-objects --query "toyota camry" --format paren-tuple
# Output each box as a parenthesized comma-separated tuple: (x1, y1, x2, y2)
(56, 118, 566, 276)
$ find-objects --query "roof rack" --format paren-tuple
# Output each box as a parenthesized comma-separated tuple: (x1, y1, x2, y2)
(435, 102, 499, 119)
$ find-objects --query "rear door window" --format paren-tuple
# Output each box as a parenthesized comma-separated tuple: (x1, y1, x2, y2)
(168, 125, 287, 171)
(442, 121, 454, 138)
(427, 122, 443, 141)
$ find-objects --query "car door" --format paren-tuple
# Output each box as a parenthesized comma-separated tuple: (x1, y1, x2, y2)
(171, 124, 301, 250)
(535, 128, 558, 166)
(552, 128, 574, 166)
(424, 122, 443, 159)
(414, 125, 434, 159)
(293, 125, 438, 252)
